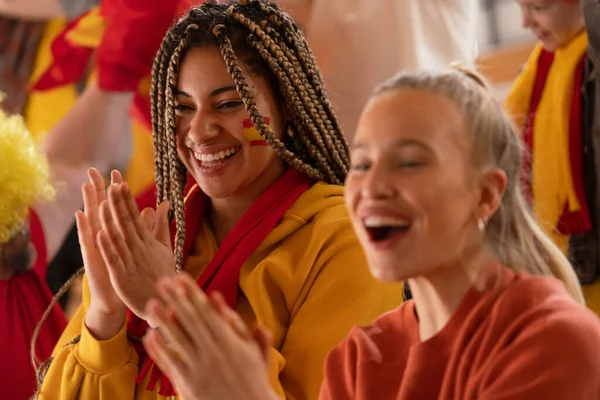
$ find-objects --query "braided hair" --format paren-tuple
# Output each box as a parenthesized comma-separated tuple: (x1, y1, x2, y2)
(151, 0, 349, 271)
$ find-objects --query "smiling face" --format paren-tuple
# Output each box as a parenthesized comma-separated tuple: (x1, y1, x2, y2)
(174, 47, 286, 200)
(345, 89, 494, 282)
(517, 0, 584, 51)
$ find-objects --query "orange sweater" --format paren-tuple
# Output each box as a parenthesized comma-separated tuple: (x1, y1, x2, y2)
(320, 267, 600, 400)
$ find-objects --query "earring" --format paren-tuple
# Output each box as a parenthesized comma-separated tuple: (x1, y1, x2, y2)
(478, 218, 486, 232)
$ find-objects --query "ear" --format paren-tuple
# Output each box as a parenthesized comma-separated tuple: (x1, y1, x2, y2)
(476, 167, 507, 221)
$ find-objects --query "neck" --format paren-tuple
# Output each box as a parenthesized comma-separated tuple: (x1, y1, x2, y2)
(408, 246, 496, 342)
(208, 164, 285, 244)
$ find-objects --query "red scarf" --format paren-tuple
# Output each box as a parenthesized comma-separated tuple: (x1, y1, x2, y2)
(0, 210, 67, 399)
(522, 50, 592, 235)
(127, 168, 313, 396)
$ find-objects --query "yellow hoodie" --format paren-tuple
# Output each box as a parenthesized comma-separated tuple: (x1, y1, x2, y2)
(38, 182, 404, 400)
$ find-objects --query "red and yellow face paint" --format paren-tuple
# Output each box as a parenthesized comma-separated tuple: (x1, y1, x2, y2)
(242, 117, 270, 146)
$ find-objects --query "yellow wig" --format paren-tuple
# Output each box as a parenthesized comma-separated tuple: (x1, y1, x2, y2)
(0, 105, 54, 245)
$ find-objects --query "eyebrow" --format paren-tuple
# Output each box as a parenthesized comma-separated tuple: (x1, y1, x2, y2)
(174, 85, 238, 98)
(350, 138, 430, 151)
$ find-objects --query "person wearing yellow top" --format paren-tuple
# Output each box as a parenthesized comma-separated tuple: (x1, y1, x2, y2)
(34, 1, 404, 399)
(505, 0, 600, 314)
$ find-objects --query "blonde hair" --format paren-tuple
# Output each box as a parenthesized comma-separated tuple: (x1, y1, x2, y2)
(375, 67, 585, 304)
(0, 108, 54, 245)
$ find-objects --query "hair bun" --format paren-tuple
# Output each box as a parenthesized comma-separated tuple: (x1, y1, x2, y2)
(448, 61, 491, 91)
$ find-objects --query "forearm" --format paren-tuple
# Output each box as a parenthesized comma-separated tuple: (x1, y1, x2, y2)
(40, 83, 133, 174)
(35, 84, 133, 261)
(0, 0, 63, 20)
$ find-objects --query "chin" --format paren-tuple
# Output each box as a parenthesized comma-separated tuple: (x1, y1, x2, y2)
(367, 258, 409, 283)
(540, 36, 561, 51)
(196, 181, 240, 199)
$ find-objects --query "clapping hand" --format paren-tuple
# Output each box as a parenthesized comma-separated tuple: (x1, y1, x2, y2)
(77, 169, 127, 339)
(143, 273, 277, 400)
(96, 173, 176, 321)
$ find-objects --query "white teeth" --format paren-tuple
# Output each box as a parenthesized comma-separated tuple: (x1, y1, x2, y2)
(193, 146, 240, 164)
(363, 216, 410, 228)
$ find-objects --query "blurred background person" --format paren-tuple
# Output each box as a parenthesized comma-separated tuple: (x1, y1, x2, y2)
(505, 0, 600, 314)
(276, 0, 479, 140)
(0, 107, 67, 400)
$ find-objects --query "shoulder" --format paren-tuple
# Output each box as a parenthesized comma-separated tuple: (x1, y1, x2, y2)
(492, 274, 600, 368)
(286, 182, 347, 220)
(288, 182, 352, 229)
(328, 302, 416, 367)
(463, 274, 600, 397)
(497, 273, 589, 315)
(284, 182, 355, 243)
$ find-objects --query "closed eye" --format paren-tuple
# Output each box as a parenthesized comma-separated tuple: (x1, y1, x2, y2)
(217, 101, 244, 110)
(174, 104, 194, 112)
(350, 162, 370, 171)
(399, 161, 423, 169)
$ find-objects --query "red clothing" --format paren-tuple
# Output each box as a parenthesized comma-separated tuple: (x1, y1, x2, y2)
(0, 211, 67, 400)
(320, 267, 600, 399)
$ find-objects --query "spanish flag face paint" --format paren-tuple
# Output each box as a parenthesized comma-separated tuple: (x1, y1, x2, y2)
(243, 117, 270, 147)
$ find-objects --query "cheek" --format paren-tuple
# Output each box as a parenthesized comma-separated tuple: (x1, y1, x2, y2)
(545, 10, 575, 35)
(175, 135, 190, 160)
(241, 117, 271, 147)
(343, 175, 360, 210)
(414, 177, 474, 229)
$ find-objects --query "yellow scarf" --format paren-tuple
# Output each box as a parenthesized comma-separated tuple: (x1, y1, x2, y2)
(505, 31, 588, 251)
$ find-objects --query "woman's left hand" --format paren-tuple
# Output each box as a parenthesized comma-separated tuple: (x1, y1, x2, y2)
(143, 273, 278, 400)
(97, 179, 176, 320)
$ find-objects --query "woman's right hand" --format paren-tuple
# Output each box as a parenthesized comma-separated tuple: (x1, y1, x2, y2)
(76, 168, 126, 340)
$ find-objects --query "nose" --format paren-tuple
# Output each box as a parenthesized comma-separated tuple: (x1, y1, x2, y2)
(186, 110, 221, 147)
(361, 162, 397, 200)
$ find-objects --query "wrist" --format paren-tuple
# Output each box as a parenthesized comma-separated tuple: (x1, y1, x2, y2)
(86, 305, 126, 341)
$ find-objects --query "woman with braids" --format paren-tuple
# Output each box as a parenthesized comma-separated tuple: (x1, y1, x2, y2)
(35, 1, 403, 399)
(139, 67, 600, 399)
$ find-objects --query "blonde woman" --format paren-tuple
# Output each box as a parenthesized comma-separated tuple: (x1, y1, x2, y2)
(142, 67, 600, 400)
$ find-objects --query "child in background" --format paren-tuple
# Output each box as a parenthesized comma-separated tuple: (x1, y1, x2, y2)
(506, 0, 600, 313)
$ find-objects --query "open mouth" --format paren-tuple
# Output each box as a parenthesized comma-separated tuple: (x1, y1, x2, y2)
(193, 146, 241, 168)
(363, 216, 411, 243)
